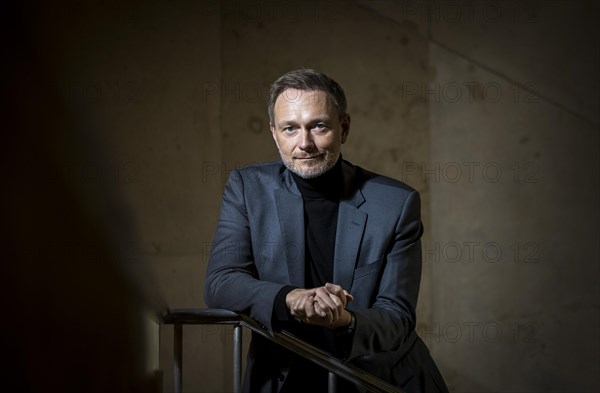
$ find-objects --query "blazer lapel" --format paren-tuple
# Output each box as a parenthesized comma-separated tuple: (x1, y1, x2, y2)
(274, 174, 305, 288)
(333, 162, 367, 291)
(274, 161, 365, 290)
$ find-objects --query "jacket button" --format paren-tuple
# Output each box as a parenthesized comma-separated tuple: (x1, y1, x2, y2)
(278, 374, 285, 382)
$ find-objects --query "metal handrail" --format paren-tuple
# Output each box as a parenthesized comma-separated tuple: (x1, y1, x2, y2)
(161, 308, 405, 393)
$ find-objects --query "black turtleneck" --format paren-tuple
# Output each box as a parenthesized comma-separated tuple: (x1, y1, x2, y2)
(271, 158, 357, 392)
(291, 158, 342, 288)
(271, 158, 343, 327)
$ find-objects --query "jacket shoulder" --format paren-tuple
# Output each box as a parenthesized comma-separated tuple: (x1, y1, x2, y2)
(230, 160, 286, 188)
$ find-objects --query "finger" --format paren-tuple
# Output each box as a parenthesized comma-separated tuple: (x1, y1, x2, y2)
(294, 289, 315, 305)
(319, 297, 337, 321)
(324, 283, 348, 306)
(321, 286, 347, 321)
(292, 293, 311, 317)
(314, 302, 334, 324)
(327, 293, 344, 321)
(320, 293, 341, 321)
(325, 282, 343, 295)
(305, 296, 316, 319)
(315, 288, 339, 311)
(326, 291, 343, 308)
(291, 293, 305, 311)
(315, 291, 341, 321)
(312, 299, 325, 318)
(313, 301, 325, 319)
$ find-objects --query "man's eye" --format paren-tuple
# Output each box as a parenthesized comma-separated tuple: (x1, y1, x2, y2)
(283, 126, 295, 132)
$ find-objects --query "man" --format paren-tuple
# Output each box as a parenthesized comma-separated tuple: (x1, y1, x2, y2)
(204, 69, 448, 393)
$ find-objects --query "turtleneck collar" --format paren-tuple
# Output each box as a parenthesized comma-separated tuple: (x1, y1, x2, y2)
(290, 156, 343, 201)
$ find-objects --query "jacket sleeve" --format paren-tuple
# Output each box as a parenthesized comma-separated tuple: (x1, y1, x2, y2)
(203, 169, 287, 332)
(347, 190, 423, 360)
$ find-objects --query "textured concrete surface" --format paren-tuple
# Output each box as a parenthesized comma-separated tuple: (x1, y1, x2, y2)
(18, 0, 599, 392)
(428, 43, 599, 392)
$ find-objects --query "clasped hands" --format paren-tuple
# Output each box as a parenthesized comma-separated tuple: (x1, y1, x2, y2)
(285, 283, 353, 329)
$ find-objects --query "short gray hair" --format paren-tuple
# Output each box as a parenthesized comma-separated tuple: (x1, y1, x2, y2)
(268, 69, 347, 123)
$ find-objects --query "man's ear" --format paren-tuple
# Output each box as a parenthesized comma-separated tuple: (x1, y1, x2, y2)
(269, 122, 276, 141)
(341, 114, 351, 144)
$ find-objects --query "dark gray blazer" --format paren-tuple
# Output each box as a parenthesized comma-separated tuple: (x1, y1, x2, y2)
(204, 159, 448, 393)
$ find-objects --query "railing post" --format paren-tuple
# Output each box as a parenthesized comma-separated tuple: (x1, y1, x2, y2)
(233, 324, 242, 393)
(162, 309, 405, 393)
(328, 371, 337, 393)
(174, 324, 183, 393)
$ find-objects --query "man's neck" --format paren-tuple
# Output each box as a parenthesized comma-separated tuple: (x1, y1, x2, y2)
(291, 157, 343, 200)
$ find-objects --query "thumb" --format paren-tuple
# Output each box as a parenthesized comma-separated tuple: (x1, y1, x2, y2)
(343, 290, 354, 302)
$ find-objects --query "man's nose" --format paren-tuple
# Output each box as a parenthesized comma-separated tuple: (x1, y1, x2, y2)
(298, 128, 315, 151)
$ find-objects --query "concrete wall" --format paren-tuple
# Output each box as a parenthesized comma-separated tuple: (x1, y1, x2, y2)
(11, 1, 598, 392)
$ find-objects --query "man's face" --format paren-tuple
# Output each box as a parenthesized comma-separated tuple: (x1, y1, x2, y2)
(270, 89, 350, 179)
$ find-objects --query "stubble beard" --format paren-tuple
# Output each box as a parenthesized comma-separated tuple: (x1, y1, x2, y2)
(278, 149, 340, 179)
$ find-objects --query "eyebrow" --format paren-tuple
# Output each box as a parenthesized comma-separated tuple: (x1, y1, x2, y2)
(275, 116, 331, 129)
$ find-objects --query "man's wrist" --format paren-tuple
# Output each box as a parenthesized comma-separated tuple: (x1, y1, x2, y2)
(332, 310, 356, 358)
(274, 285, 298, 325)
(331, 309, 353, 330)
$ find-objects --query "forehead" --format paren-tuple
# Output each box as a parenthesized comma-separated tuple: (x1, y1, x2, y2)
(273, 89, 334, 119)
